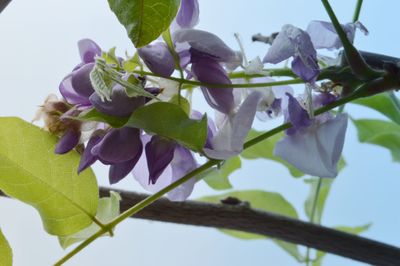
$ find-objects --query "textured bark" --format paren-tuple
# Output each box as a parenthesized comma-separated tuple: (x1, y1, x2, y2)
(2, 187, 400, 264)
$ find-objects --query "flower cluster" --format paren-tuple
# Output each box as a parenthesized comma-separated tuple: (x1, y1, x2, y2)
(36, 0, 367, 201)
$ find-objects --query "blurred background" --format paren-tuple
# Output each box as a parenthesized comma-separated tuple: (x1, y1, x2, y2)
(0, 0, 399, 265)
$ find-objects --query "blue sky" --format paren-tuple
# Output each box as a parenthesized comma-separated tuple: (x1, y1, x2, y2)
(0, 0, 399, 265)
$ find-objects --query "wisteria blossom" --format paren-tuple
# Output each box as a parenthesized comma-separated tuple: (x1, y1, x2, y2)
(307, 20, 368, 50)
(274, 93, 348, 178)
(263, 24, 320, 82)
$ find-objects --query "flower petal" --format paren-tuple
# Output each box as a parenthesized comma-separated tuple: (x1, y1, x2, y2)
(55, 129, 81, 154)
(109, 157, 141, 184)
(59, 74, 91, 105)
(145, 136, 176, 184)
(93, 127, 142, 164)
(263, 25, 295, 64)
(191, 57, 234, 114)
(291, 55, 319, 82)
(274, 114, 348, 177)
(173, 29, 237, 63)
(167, 145, 197, 201)
(78, 134, 102, 173)
(89, 84, 145, 117)
(204, 91, 262, 159)
(78, 39, 102, 64)
(138, 42, 175, 77)
(176, 0, 199, 29)
(71, 63, 95, 98)
(285, 92, 311, 135)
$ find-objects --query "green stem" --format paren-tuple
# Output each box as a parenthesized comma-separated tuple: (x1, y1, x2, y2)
(132, 70, 304, 88)
(352, 0, 364, 22)
(321, 0, 379, 80)
(54, 77, 386, 266)
(305, 177, 323, 265)
(228, 68, 297, 79)
(162, 29, 185, 106)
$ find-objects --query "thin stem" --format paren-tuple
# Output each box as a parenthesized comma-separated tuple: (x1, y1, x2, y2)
(0, 0, 11, 13)
(133, 70, 304, 88)
(321, 0, 378, 80)
(352, 0, 364, 22)
(228, 68, 297, 79)
(305, 177, 323, 265)
(162, 29, 185, 106)
(54, 77, 387, 265)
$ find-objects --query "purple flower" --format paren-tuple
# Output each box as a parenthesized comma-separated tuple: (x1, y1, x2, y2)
(191, 55, 235, 114)
(263, 25, 320, 82)
(82, 127, 143, 184)
(59, 39, 102, 106)
(55, 128, 81, 154)
(145, 135, 177, 185)
(274, 93, 347, 178)
(204, 91, 262, 159)
(89, 83, 145, 117)
(285, 93, 312, 135)
(176, 0, 199, 29)
(138, 42, 175, 77)
(173, 29, 241, 65)
(132, 136, 197, 201)
(274, 113, 348, 177)
(78, 133, 103, 173)
(306, 21, 368, 50)
(92, 127, 142, 164)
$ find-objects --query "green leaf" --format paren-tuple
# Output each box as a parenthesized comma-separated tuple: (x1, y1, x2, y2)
(123, 52, 142, 72)
(102, 47, 120, 66)
(59, 191, 121, 249)
(335, 223, 371, 235)
(80, 102, 206, 151)
(0, 229, 12, 266)
(352, 92, 400, 125)
(90, 65, 112, 101)
(108, 0, 181, 47)
(199, 190, 302, 262)
(240, 130, 304, 177)
(78, 108, 128, 128)
(352, 119, 400, 162)
(304, 177, 334, 224)
(0, 117, 99, 236)
(126, 102, 207, 151)
(169, 95, 191, 116)
(202, 157, 241, 190)
(274, 240, 305, 263)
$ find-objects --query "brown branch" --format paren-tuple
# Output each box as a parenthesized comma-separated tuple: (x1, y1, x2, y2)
(2, 187, 400, 265)
(0, 0, 11, 14)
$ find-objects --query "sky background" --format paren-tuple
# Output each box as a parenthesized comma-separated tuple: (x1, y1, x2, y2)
(0, 0, 399, 265)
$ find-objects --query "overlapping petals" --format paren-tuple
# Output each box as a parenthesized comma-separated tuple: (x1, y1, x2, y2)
(274, 113, 348, 178)
(90, 84, 145, 117)
(204, 91, 262, 159)
(274, 93, 348, 178)
(191, 55, 235, 114)
(307, 20, 368, 50)
(138, 42, 175, 77)
(59, 39, 101, 106)
(145, 136, 177, 185)
(263, 24, 320, 82)
(133, 136, 197, 201)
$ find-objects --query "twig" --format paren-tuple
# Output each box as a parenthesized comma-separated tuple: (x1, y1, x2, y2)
(2, 188, 398, 265)
(0, 0, 11, 14)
